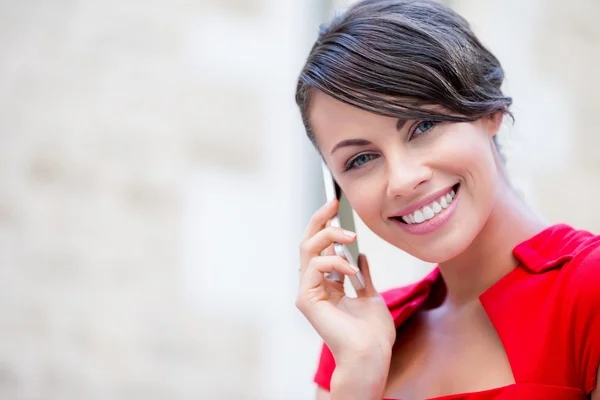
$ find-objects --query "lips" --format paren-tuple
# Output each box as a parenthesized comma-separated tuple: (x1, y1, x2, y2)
(390, 184, 461, 235)
(399, 185, 457, 224)
(389, 184, 459, 224)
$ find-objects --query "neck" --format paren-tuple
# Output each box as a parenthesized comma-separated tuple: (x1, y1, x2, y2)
(437, 181, 549, 309)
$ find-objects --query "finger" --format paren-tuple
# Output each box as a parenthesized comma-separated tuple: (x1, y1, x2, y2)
(301, 200, 339, 242)
(355, 253, 377, 298)
(300, 226, 357, 265)
(320, 244, 345, 284)
(322, 243, 336, 256)
(299, 255, 358, 292)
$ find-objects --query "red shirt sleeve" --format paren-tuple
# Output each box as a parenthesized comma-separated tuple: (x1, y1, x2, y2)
(314, 342, 335, 391)
(568, 242, 600, 394)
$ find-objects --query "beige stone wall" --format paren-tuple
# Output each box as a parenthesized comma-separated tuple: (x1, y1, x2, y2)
(452, 0, 600, 232)
(0, 0, 318, 399)
(0, 0, 599, 399)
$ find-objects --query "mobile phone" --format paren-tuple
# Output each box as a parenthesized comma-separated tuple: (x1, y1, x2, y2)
(321, 161, 366, 290)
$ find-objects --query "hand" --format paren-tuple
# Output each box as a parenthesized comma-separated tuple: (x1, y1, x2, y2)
(296, 200, 396, 378)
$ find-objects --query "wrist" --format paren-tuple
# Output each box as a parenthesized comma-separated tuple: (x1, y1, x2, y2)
(330, 349, 392, 400)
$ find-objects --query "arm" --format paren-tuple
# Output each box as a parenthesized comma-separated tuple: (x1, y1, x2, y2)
(329, 349, 391, 400)
(316, 357, 392, 400)
(316, 370, 390, 400)
(316, 386, 331, 400)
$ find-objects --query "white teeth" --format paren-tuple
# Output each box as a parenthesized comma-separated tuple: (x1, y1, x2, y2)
(440, 196, 448, 208)
(401, 214, 415, 224)
(413, 210, 425, 223)
(399, 187, 458, 225)
(423, 206, 434, 220)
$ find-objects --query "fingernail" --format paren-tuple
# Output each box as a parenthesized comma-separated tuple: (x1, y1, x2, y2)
(343, 230, 356, 238)
(349, 264, 360, 273)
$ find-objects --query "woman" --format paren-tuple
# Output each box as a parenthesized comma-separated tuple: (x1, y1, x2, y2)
(294, 0, 600, 399)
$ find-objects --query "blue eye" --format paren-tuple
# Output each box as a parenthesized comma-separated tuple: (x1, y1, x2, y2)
(345, 153, 377, 171)
(412, 121, 437, 137)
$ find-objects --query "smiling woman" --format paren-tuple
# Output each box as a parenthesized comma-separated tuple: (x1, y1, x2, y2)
(292, 1, 600, 400)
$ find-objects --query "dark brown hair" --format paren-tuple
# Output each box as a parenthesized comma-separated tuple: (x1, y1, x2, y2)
(295, 0, 512, 151)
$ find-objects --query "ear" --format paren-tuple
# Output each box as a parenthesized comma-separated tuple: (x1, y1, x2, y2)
(484, 112, 504, 139)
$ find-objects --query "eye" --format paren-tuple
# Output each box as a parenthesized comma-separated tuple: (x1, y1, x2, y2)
(411, 120, 438, 138)
(345, 153, 378, 171)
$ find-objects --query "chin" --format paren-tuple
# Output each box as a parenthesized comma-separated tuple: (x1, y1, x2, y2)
(387, 217, 487, 265)
(408, 237, 473, 264)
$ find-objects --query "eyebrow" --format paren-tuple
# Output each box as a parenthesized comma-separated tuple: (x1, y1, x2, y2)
(330, 117, 409, 155)
(396, 117, 408, 131)
(330, 138, 372, 155)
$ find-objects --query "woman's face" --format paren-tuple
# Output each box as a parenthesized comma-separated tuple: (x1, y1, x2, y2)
(310, 91, 503, 263)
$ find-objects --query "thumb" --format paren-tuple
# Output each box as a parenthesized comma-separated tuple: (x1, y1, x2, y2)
(355, 253, 377, 297)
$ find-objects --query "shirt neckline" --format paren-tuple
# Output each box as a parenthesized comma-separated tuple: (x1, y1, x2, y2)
(384, 223, 586, 328)
(382, 224, 590, 399)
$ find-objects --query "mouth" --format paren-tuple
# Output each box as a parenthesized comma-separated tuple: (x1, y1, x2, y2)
(391, 183, 460, 227)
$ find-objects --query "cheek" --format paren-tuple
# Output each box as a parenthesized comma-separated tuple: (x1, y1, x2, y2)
(433, 127, 497, 177)
(348, 191, 379, 221)
(438, 128, 500, 219)
(344, 181, 384, 227)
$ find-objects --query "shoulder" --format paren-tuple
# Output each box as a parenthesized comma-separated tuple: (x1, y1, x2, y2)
(513, 224, 600, 273)
(527, 225, 600, 324)
(568, 234, 600, 280)
(547, 227, 600, 394)
(554, 229, 600, 300)
(558, 230, 600, 326)
(512, 224, 600, 293)
(495, 224, 600, 393)
(380, 267, 441, 326)
(568, 236, 600, 394)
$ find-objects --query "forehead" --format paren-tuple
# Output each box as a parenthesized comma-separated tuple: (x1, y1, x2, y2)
(309, 90, 398, 151)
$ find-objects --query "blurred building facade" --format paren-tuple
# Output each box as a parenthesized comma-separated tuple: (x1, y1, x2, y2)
(0, 0, 599, 399)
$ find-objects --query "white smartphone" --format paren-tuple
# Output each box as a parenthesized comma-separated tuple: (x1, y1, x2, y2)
(321, 161, 366, 290)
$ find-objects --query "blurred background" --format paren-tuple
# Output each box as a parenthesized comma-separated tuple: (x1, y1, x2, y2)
(0, 0, 599, 399)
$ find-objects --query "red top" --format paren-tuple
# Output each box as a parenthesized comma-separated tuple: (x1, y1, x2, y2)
(313, 224, 600, 399)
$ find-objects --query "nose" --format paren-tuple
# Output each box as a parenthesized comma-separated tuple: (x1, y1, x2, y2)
(385, 156, 432, 198)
